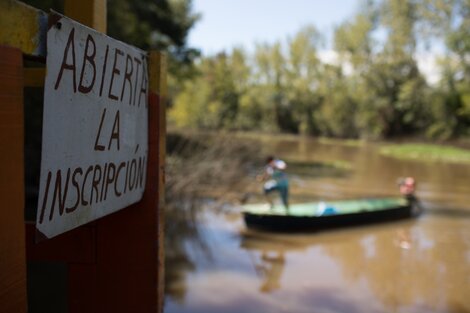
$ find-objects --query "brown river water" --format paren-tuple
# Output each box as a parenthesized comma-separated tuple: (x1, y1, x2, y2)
(164, 135, 470, 313)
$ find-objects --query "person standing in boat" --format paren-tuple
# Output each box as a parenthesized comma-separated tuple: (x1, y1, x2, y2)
(258, 156, 289, 211)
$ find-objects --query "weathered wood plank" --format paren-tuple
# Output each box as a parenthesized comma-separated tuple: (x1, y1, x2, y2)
(64, 0, 106, 33)
(0, 0, 47, 57)
(0, 45, 27, 313)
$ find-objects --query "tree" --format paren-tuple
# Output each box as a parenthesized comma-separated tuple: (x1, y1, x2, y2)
(334, 6, 379, 138)
(252, 42, 292, 132)
(168, 0, 469, 139)
(416, 0, 470, 137)
(334, 6, 376, 72)
(107, 0, 200, 62)
(333, 0, 432, 138)
(170, 49, 249, 130)
(285, 26, 323, 134)
(316, 65, 358, 138)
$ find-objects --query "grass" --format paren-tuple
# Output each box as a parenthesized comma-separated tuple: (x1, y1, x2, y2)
(380, 143, 470, 164)
(233, 132, 366, 147)
(318, 137, 365, 147)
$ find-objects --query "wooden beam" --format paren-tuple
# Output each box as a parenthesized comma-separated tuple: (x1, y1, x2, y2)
(0, 45, 27, 313)
(0, 0, 47, 57)
(64, 0, 106, 33)
(25, 224, 96, 263)
(68, 50, 167, 313)
(149, 51, 167, 313)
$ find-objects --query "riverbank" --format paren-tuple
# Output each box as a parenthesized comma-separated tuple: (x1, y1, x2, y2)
(380, 143, 470, 164)
(166, 130, 470, 202)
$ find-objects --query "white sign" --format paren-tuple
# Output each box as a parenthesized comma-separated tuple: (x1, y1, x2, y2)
(36, 15, 149, 239)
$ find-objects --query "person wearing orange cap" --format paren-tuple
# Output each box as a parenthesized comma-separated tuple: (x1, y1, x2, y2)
(398, 177, 422, 214)
(399, 177, 416, 196)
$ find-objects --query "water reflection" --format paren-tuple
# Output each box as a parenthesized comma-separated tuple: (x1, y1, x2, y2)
(164, 135, 470, 313)
(166, 212, 470, 313)
(323, 217, 470, 313)
(255, 251, 285, 293)
(240, 231, 309, 294)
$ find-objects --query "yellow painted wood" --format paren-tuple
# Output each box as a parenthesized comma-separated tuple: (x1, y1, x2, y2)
(24, 68, 45, 87)
(0, 0, 47, 57)
(149, 52, 168, 97)
(64, 0, 106, 33)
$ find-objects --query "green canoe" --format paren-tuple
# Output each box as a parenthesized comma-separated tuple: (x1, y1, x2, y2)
(242, 197, 414, 231)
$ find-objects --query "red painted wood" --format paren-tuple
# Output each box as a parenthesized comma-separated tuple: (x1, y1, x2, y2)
(0, 45, 27, 313)
(66, 90, 163, 313)
(68, 263, 97, 313)
(23, 51, 164, 313)
(25, 223, 96, 263)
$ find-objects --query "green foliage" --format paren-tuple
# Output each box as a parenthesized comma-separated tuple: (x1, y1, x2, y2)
(334, 12, 375, 70)
(107, 0, 200, 60)
(170, 77, 211, 128)
(381, 0, 417, 57)
(315, 66, 358, 137)
(170, 51, 245, 129)
(107, 0, 201, 88)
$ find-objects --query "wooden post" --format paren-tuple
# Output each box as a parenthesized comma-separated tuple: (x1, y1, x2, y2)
(150, 50, 167, 313)
(0, 1, 166, 311)
(0, 2, 47, 312)
(81, 50, 166, 313)
(0, 45, 27, 313)
(0, 0, 47, 58)
(64, 0, 106, 33)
